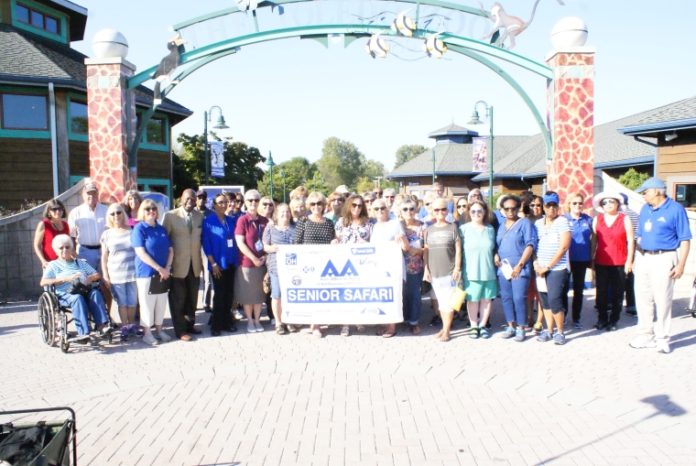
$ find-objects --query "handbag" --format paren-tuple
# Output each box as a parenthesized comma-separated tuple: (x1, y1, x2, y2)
(148, 276, 171, 294)
(262, 273, 271, 294)
(449, 284, 467, 311)
(68, 278, 92, 297)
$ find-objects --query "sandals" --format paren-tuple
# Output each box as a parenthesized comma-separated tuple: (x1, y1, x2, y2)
(275, 325, 288, 335)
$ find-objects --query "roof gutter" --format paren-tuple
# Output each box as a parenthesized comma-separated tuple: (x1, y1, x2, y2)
(619, 118, 696, 135)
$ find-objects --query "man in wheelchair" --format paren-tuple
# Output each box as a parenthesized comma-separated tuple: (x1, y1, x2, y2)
(40, 234, 113, 343)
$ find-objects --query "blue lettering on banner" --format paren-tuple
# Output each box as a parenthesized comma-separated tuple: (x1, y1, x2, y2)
(286, 287, 394, 303)
(285, 253, 297, 265)
(350, 247, 376, 255)
(320, 259, 358, 278)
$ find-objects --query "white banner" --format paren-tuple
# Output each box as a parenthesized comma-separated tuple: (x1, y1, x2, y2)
(278, 243, 403, 325)
(210, 141, 225, 178)
(472, 136, 488, 172)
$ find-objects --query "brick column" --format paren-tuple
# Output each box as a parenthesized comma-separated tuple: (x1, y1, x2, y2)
(84, 57, 137, 203)
(546, 48, 595, 207)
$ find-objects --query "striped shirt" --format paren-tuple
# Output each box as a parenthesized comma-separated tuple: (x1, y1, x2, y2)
(100, 228, 136, 284)
(535, 216, 570, 271)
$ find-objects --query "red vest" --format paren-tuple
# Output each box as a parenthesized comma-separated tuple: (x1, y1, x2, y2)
(595, 213, 627, 266)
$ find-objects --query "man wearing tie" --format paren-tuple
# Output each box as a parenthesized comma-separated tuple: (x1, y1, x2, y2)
(163, 189, 204, 341)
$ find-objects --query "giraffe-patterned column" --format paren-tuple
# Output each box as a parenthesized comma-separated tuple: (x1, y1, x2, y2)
(84, 56, 137, 203)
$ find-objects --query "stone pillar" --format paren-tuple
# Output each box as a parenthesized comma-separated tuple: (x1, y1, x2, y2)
(84, 56, 137, 203)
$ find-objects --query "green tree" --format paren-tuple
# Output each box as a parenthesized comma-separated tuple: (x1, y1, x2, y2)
(174, 133, 265, 195)
(394, 144, 427, 169)
(257, 156, 317, 200)
(618, 168, 649, 191)
(305, 171, 329, 195)
(316, 137, 366, 190)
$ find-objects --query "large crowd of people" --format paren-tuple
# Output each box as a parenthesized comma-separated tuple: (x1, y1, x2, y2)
(36, 177, 691, 353)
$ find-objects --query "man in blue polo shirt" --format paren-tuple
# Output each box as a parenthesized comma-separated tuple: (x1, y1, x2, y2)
(630, 177, 691, 354)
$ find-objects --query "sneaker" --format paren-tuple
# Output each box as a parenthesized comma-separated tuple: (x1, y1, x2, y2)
(246, 322, 255, 333)
(469, 327, 480, 339)
(656, 339, 671, 354)
(573, 321, 582, 330)
(501, 326, 515, 339)
(537, 330, 552, 342)
(158, 331, 172, 343)
(629, 335, 656, 349)
(233, 310, 244, 320)
(143, 333, 159, 346)
(514, 327, 526, 342)
(479, 327, 491, 339)
(99, 325, 113, 336)
(553, 332, 566, 345)
(254, 321, 264, 332)
(625, 306, 637, 316)
(120, 326, 129, 342)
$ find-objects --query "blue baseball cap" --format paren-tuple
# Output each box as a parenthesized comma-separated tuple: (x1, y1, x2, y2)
(542, 192, 560, 205)
(636, 177, 666, 193)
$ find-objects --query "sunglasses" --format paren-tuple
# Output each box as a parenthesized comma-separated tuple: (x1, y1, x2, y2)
(309, 202, 323, 207)
(374, 207, 386, 211)
(470, 209, 484, 214)
(216, 201, 228, 205)
(351, 203, 363, 208)
(402, 207, 415, 212)
(144, 207, 157, 212)
(544, 203, 559, 208)
(530, 203, 542, 208)
(58, 246, 72, 250)
(246, 199, 260, 203)
(109, 211, 124, 216)
(601, 199, 618, 206)
(502, 206, 518, 212)
(49, 207, 63, 211)
(262, 202, 274, 207)
(570, 202, 583, 206)
(457, 204, 467, 209)
(385, 196, 395, 199)
(332, 199, 344, 203)
(433, 208, 447, 212)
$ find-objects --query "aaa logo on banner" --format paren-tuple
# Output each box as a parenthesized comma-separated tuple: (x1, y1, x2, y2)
(278, 243, 403, 325)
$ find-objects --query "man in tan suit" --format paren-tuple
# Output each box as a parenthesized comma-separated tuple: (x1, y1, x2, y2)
(163, 189, 204, 341)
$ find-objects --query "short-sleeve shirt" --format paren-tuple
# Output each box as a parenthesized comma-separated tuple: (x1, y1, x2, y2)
(426, 223, 458, 278)
(100, 228, 136, 284)
(460, 223, 497, 281)
(496, 218, 537, 277)
(42, 258, 96, 296)
(293, 217, 335, 245)
(68, 203, 108, 246)
(202, 214, 238, 271)
(637, 197, 692, 251)
(235, 213, 268, 268)
(335, 217, 372, 244)
(565, 213, 593, 262)
(369, 219, 404, 245)
(535, 216, 570, 271)
(263, 224, 296, 274)
(131, 221, 171, 278)
(403, 222, 425, 275)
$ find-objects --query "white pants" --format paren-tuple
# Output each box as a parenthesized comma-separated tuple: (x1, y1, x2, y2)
(633, 251, 677, 341)
(136, 278, 168, 327)
(431, 275, 456, 313)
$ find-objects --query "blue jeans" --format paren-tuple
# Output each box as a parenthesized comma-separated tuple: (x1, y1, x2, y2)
(403, 272, 424, 325)
(58, 289, 109, 335)
(498, 273, 530, 325)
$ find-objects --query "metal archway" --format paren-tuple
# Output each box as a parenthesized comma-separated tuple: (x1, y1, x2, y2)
(127, 0, 554, 166)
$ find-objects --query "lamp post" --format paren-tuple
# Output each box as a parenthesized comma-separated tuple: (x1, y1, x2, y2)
(468, 101, 494, 207)
(203, 106, 229, 184)
(267, 151, 275, 200)
(279, 168, 287, 203)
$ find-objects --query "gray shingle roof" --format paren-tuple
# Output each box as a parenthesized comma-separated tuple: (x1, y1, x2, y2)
(632, 95, 696, 126)
(0, 24, 192, 120)
(428, 123, 478, 138)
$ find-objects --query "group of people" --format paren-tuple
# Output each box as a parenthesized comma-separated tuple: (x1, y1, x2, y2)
(35, 177, 690, 353)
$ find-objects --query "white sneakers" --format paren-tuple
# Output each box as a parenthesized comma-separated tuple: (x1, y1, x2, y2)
(630, 335, 671, 353)
(656, 339, 671, 354)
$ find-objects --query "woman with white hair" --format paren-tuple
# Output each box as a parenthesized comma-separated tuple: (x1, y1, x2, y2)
(40, 234, 112, 342)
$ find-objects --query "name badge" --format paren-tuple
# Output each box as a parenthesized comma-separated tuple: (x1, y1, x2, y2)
(227, 239, 234, 248)
(254, 239, 264, 252)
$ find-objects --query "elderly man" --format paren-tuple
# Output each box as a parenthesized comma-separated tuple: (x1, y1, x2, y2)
(630, 177, 691, 354)
(68, 182, 108, 270)
(163, 189, 204, 341)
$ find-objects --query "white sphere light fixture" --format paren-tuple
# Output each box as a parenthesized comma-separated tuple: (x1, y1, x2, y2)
(92, 28, 129, 59)
(550, 16, 588, 49)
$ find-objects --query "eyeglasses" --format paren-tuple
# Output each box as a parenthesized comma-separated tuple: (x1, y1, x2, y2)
(433, 208, 447, 212)
(530, 203, 542, 208)
(374, 207, 386, 211)
(309, 202, 323, 207)
(470, 209, 484, 215)
(109, 211, 123, 216)
(457, 204, 467, 209)
(425, 203, 431, 207)
(402, 207, 415, 212)
(144, 207, 157, 212)
(601, 199, 618, 206)
(262, 202, 274, 207)
(246, 199, 260, 203)
(570, 202, 583, 206)
(351, 203, 363, 208)
(502, 206, 518, 212)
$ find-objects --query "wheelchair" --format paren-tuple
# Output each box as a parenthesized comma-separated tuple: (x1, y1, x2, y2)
(38, 285, 115, 353)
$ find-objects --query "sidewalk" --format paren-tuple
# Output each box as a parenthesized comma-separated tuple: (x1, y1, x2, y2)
(1, 275, 695, 465)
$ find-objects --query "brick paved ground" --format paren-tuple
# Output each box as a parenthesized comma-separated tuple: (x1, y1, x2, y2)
(2, 275, 696, 465)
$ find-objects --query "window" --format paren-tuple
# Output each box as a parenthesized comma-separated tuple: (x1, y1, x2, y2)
(675, 184, 696, 209)
(146, 118, 166, 144)
(69, 101, 88, 134)
(15, 2, 61, 36)
(1, 93, 48, 130)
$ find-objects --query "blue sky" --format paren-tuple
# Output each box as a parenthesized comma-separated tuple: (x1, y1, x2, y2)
(72, 0, 696, 171)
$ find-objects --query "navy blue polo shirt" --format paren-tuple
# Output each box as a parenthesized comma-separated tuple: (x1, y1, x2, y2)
(565, 213, 593, 262)
(637, 197, 691, 251)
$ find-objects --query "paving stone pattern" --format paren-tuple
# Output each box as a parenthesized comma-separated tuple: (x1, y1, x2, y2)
(2, 276, 696, 465)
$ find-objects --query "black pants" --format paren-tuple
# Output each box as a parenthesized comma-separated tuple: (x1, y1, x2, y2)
(624, 271, 635, 308)
(211, 266, 235, 332)
(563, 261, 590, 323)
(169, 264, 200, 337)
(595, 265, 625, 325)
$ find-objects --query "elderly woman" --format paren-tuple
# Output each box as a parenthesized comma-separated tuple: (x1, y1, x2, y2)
(460, 200, 498, 339)
(34, 199, 70, 269)
(132, 199, 173, 345)
(293, 191, 337, 338)
(325, 192, 345, 223)
(563, 192, 593, 329)
(334, 194, 372, 336)
(534, 192, 571, 345)
(495, 194, 537, 342)
(124, 189, 143, 228)
(40, 234, 112, 342)
(289, 196, 307, 223)
(203, 193, 240, 336)
(263, 203, 296, 335)
(424, 197, 462, 342)
(400, 198, 426, 334)
(100, 203, 137, 341)
(235, 190, 268, 333)
(592, 191, 635, 331)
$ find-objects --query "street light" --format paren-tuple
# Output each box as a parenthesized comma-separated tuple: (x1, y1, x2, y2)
(279, 168, 287, 203)
(468, 101, 494, 207)
(267, 151, 275, 200)
(203, 106, 229, 184)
